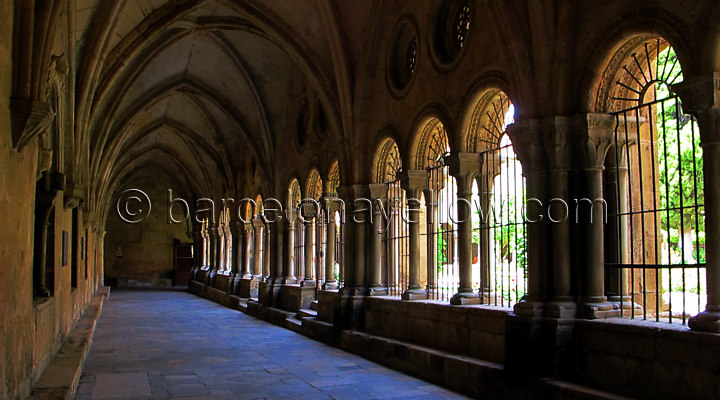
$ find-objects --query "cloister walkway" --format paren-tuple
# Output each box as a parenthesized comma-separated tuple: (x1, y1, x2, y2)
(76, 290, 467, 400)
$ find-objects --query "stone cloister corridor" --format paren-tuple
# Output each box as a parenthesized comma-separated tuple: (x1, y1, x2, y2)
(78, 290, 465, 400)
(5, 0, 720, 399)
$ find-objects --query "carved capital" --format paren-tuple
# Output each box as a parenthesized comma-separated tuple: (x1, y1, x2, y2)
(541, 116, 573, 170)
(64, 182, 84, 209)
(399, 169, 428, 197)
(445, 152, 480, 192)
(572, 113, 615, 169)
(368, 183, 387, 201)
(506, 119, 548, 172)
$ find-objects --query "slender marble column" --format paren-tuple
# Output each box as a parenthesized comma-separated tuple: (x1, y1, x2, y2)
(506, 120, 550, 317)
(323, 199, 341, 290)
(400, 170, 428, 300)
(302, 202, 316, 287)
(368, 184, 387, 295)
(446, 153, 482, 305)
(285, 208, 297, 283)
(252, 219, 264, 278)
(676, 73, 720, 332)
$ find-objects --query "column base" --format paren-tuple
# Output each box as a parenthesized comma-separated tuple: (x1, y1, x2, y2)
(238, 277, 260, 299)
(607, 295, 643, 313)
(301, 279, 317, 288)
(401, 287, 427, 300)
(368, 286, 388, 296)
(323, 280, 340, 290)
(513, 300, 545, 317)
(688, 307, 720, 333)
(576, 300, 617, 319)
(450, 291, 481, 305)
(544, 301, 577, 319)
(284, 276, 298, 284)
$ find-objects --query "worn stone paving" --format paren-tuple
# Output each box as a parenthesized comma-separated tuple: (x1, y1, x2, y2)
(77, 290, 468, 399)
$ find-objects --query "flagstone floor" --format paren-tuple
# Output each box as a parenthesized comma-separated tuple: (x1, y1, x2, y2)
(76, 289, 467, 400)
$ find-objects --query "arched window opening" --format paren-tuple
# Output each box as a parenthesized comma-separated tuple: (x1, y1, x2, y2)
(376, 139, 408, 296)
(468, 92, 527, 308)
(221, 207, 232, 273)
(289, 180, 304, 282)
(604, 38, 704, 324)
(326, 162, 343, 288)
(419, 120, 456, 301)
(304, 171, 323, 286)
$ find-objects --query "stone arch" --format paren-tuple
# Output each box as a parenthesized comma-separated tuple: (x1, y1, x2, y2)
(288, 179, 302, 211)
(373, 138, 403, 184)
(327, 161, 340, 196)
(463, 89, 515, 153)
(413, 117, 450, 170)
(306, 169, 323, 201)
(581, 19, 694, 112)
(407, 104, 454, 170)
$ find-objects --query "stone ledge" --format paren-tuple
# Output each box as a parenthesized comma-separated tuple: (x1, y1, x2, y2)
(28, 287, 110, 400)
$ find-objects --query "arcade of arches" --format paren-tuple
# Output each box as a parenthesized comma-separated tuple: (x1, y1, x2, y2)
(3, 1, 720, 399)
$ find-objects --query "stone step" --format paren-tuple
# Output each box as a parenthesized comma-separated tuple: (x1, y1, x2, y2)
(310, 300, 319, 311)
(297, 308, 317, 319)
(285, 315, 303, 327)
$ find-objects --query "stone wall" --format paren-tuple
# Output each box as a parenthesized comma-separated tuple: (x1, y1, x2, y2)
(362, 297, 508, 364)
(570, 319, 720, 399)
(104, 179, 192, 287)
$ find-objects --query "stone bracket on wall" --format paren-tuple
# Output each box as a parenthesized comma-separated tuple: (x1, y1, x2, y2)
(10, 97, 54, 152)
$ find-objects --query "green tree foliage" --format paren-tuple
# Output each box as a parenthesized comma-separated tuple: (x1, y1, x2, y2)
(656, 46, 705, 264)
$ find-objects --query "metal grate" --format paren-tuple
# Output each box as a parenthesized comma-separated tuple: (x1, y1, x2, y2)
(474, 143, 528, 307)
(606, 95, 705, 324)
(426, 164, 459, 301)
(383, 180, 410, 296)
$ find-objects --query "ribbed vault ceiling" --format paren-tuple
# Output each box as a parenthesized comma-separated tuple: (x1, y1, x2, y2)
(77, 0, 357, 221)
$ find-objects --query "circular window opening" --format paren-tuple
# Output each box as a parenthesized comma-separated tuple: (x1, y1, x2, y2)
(387, 16, 420, 96)
(433, 0, 472, 66)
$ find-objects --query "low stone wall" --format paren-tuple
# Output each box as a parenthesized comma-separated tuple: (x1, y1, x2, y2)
(363, 297, 509, 363)
(188, 278, 720, 399)
(571, 319, 720, 400)
(29, 288, 110, 400)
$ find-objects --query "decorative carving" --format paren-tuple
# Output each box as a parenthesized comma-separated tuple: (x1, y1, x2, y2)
(572, 113, 616, 169)
(415, 119, 449, 169)
(505, 119, 548, 172)
(444, 152, 480, 192)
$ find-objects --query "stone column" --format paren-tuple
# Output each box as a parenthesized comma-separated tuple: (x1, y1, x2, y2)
(230, 220, 242, 293)
(302, 204, 316, 287)
(242, 222, 253, 278)
(446, 153, 481, 305)
(263, 224, 271, 280)
(368, 184, 388, 295)
(285, 208, 297, 284)
(323, 198, 341, 290)
(252, 218, 264, 278)
(603, 144, 637, 310)
(572, 114, 616, 318)
(207, 223, 218, 284)
(217, 223, 226, 273)
(338, 184, 369, 296)
(400, 170, 428, 300)
(506, 120, 549, 316)
(474, 172, 493, 300)
(270, 213, 285, 304)
(675, 72, 720, 332)
(191, 229, 202, 280)
(423, 187, 437, 298)
(540, 117, 578, 318)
